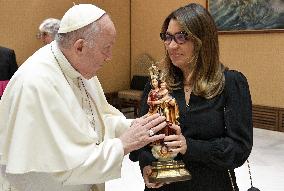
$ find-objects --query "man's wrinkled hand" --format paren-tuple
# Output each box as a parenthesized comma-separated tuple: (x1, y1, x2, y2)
(119, 113, 167, 155)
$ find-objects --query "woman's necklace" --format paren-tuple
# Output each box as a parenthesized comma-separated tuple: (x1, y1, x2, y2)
(184, 85, 191, 92)
(183, 81, 192, 92)
(183, 82, 192, 107)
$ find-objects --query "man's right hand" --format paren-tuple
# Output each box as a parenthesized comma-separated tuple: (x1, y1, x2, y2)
(119, 113, 166, 155)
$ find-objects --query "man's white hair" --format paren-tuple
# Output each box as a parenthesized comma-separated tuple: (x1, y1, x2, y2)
(56, 19, 102, 49)
(39, 18, 61, 38)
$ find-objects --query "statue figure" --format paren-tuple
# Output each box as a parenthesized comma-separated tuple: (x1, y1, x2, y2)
(158, 81, 179, 125)
(147, 77, 160, 115)
(146, 64, 191, 183)
(147, 65, 179, 154)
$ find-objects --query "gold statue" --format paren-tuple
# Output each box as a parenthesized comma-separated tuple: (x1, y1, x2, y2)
(147, 77, 160, 115)
(159, 81, 179, 124)
(147, 64, 191, 183)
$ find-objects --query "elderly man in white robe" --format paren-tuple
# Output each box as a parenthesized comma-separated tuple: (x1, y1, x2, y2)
(0, 4, 167, 191)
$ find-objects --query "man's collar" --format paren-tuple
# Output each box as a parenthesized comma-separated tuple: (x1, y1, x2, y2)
(50, 41, 82, 80)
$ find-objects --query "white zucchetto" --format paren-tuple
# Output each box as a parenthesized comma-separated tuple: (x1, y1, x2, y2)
(58, 4, 106, 33)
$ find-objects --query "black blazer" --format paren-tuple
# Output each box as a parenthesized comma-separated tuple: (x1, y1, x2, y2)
(0, 46, 18, 81)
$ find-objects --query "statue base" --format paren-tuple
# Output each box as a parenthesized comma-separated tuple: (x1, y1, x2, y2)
(149, 160, 191, 183)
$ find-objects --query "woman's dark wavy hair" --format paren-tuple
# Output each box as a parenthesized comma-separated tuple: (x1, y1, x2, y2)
(161, 3, 225, 99)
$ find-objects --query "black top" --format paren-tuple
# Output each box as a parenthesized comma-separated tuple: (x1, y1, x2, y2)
(0, 46, 18, 81)
(129, 70, 253, 191)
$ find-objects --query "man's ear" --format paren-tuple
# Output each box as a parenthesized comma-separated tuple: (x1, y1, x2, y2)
(73, 39, 85, 55)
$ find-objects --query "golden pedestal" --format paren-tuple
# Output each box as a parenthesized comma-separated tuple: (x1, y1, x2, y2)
(149, 160, 191, 183)
(149, 145, 191, 183)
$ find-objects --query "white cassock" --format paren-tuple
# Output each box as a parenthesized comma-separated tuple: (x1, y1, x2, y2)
(0, 41, 132, 191)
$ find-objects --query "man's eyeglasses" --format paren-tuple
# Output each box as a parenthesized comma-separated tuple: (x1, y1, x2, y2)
(36, 32, 48, 39)
(160, 31, 189, 45)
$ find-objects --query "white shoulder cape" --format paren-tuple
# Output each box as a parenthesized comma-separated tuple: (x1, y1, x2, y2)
(0, 43, 131, 174)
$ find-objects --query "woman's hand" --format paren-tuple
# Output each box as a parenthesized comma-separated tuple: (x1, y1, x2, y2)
(164, 124, 187, 155)
(143, 166, 164, 189)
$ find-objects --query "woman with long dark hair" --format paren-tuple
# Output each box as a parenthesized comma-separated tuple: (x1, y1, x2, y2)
(130, 3, 253, 191)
